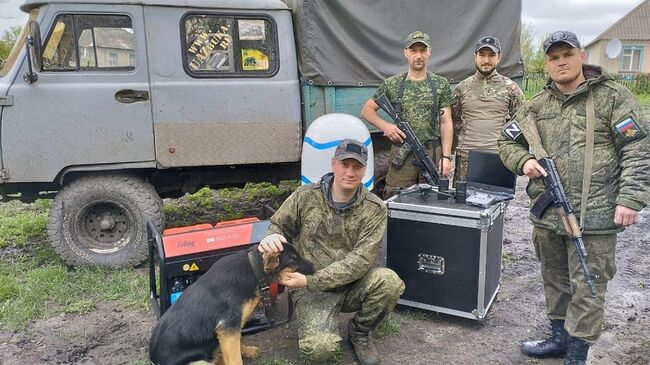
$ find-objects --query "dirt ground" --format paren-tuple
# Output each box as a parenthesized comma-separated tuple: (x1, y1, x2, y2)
(1, 177, 649, 365)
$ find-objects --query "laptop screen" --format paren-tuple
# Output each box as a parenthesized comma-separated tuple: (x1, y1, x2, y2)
(466, 150, 516, 192)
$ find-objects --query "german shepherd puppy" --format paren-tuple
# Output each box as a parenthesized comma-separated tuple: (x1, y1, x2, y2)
(149, 243, 315, 365)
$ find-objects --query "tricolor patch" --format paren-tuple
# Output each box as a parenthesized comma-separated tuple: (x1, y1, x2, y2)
(503, 119, 523, 141)
(614, 116, 641, 140)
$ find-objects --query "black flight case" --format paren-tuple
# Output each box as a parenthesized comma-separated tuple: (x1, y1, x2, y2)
(384, 189, 505, 320)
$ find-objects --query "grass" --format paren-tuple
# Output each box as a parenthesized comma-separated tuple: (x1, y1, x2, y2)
(0, 246, 150, 329)
(0, 199, 49, 248)
(0, 182, 296, 329)
(372, 312, 401, 340)
(636, 93, 650, 107)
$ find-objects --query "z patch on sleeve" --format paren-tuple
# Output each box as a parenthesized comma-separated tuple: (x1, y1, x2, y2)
(502, 119, 523, 141)
(613, 114, 646, 142)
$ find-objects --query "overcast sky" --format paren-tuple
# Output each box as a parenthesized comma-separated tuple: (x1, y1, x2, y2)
(522, 0, 645, 45)
(0, 0, 646, 44)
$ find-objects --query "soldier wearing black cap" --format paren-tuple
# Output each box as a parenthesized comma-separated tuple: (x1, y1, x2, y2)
(498, 31, 649, 365)
(451, 35, 523, 181)
(361, 31, 455, 198)
(259, 139, 405, 365)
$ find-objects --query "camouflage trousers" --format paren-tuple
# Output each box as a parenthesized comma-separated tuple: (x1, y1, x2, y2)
(293, 268, 405, 363)
(384, 142, 441, 199)
(532, 227, 617, 343)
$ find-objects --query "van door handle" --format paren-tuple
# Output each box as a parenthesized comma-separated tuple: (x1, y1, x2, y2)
(115, 89, 150, 103)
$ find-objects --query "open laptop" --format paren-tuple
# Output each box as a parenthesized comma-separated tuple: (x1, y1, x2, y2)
(464, 150, 516, 207)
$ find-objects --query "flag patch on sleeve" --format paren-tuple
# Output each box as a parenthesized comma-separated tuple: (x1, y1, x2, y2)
(614, 116, 641, 140)
(502, 119, 522, 140)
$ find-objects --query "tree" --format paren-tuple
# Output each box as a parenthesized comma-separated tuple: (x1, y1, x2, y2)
(520, 22, 545, 74)
(0, 26, 23, 64)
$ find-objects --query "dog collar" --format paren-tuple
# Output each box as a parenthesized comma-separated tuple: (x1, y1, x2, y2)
(248, 250, 270, 289)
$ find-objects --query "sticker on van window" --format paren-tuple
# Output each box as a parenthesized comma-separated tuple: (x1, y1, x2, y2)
(238, 19, 265, 40)
(241, 49, 269, 71)
(187, 24, 232, 71)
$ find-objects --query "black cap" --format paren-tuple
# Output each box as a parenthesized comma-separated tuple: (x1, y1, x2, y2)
(543, 31, 581, 54)
(475, 36, 501, 53)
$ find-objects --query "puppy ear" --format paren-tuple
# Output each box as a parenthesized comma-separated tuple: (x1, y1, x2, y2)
(262, 252, 280, 273)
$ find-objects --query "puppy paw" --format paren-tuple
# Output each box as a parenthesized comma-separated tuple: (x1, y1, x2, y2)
(241, 344, 261, 359)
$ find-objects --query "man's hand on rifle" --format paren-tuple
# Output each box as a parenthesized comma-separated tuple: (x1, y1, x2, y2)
(522, 158, 548, 179)
(381, 123, 406, 143)
(614, 205, 639, 227)
(438, 158, 451, 177)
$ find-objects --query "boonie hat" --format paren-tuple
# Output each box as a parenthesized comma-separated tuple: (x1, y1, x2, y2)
(333, 139, 368, 166)
(405, 31, 431, 48)
(475, 36, 501, 53)
(543, 31, 581, 54)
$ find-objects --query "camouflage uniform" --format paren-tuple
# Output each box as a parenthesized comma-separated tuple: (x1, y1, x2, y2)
(452, 70, 523, 180)
(498, 65, 649, 343)
(372, 72, 454, 196)
(266, 173, 405, 363)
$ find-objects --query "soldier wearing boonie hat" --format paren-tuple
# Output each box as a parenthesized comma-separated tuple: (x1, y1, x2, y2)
(499, 30, 649, 365)
(361, 30, 455, 198)
(451, 35, 522, 182)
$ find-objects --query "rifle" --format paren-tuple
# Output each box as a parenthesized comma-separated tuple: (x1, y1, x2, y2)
(374, 94, 440, 186)
(531, 158, 598, 298)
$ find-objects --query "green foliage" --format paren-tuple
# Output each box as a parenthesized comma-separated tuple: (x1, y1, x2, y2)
(188, 186, 215, 207)
(636, 93, 650, 107)
(615, 73, 650, 96)
(0, 200, 49, 248)
(520, 22, 546, 74)
(0, 26, 22, 63)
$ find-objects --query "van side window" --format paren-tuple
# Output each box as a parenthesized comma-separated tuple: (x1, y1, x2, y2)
(42, 14, 135, 71)
(183, 14, 278, 77)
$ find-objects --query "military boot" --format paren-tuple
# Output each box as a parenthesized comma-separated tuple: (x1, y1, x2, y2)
(564, 337, 590, 365)
(348, 321, 380, 365)
(521, 319, 569, 358)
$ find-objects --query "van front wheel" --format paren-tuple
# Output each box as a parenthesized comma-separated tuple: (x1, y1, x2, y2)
(47, 175, 164, 267)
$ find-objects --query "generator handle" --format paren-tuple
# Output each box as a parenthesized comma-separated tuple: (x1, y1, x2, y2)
(147, 221, 164, 318)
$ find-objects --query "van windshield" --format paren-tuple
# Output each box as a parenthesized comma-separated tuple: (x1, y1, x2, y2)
(0, 9, 38, 77)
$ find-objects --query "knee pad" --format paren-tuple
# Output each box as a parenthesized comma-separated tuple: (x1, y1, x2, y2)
(299, 333, 341, 363)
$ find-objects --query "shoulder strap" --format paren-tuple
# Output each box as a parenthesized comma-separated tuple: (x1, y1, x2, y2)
(396, 72, 439, 120)
(396, 72, 408, 115)
(580, 90, 595, 227)
(425, 72, 439, 119)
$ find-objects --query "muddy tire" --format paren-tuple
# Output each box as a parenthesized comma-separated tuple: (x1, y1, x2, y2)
(47, 175, 164, 268)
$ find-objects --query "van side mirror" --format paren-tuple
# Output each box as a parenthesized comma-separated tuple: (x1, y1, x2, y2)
(24, 20, 42, 84)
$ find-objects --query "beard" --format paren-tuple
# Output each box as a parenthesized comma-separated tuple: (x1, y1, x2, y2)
(476, 64, 496, 76)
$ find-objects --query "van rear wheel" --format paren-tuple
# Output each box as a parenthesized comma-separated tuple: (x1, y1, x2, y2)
(47, 175, 164, 267)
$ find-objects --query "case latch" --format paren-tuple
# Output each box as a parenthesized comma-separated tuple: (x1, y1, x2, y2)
(417, 254, 445, 275)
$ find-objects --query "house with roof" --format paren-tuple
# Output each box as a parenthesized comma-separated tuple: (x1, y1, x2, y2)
(585, 0, 650, 75)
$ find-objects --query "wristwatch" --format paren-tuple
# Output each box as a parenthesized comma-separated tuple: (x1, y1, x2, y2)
(442, 155, 452, 161)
